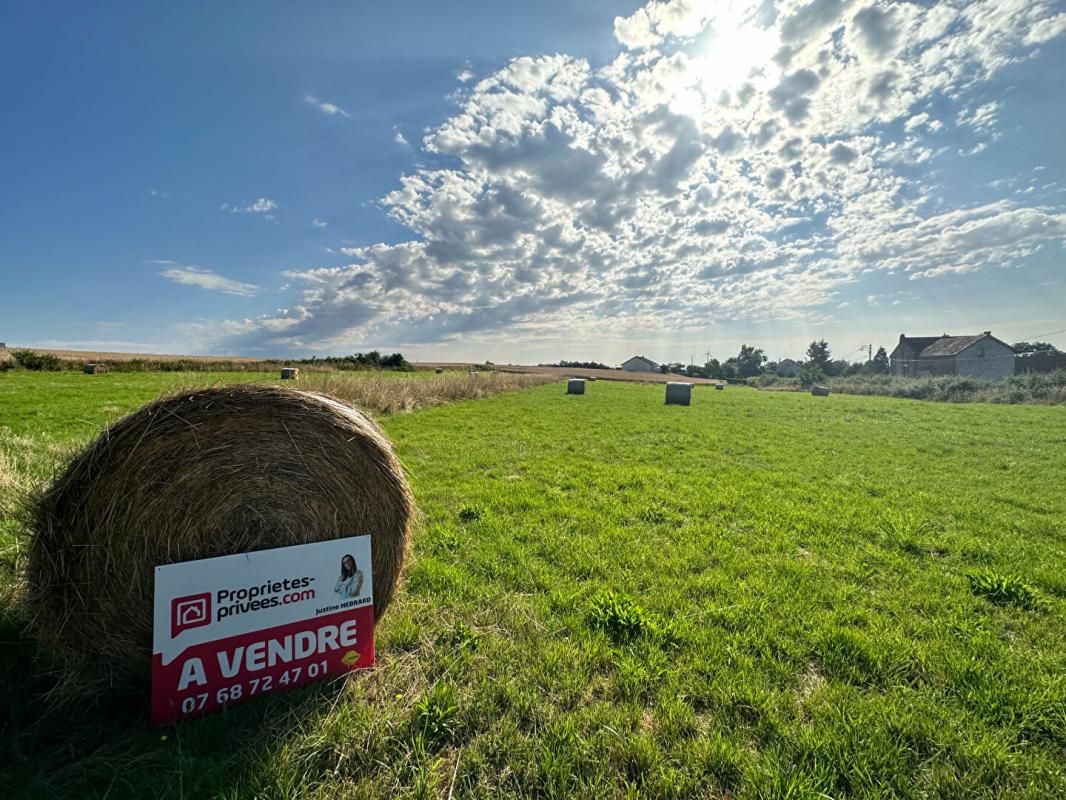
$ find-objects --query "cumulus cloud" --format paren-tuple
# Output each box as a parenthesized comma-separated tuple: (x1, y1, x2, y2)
(304, 93, 350, 117)
(160, 266, 258, 296)
(312, 218, 327, 229)
(200, 0, 1066, 352)
(849, 4, 902, 60)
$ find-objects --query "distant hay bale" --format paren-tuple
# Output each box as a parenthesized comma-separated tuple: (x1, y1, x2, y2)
(469, 370, 479, 377)
(434, 367, 444, 374)
(26, 384, 415, 693)
(588, 376, 597, 382)
(83, 363, 108, 375)
(280, 367, 299, 380)
(715, 383, 724, 390)
(811, 385, 830, 396)
(665, 382, 692, 406)
(567, 378, 586, 395)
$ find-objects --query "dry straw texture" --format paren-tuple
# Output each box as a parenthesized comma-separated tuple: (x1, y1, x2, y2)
(26, 384, 416, 694)
(298, 371, 557, 415)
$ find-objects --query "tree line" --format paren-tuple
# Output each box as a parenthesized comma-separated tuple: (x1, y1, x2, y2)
(660, 338, 1063, 384)
(659, 340, 889, 384)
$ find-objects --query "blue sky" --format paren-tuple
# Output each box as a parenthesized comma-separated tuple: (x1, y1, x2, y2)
(2, 0, 1065, 364)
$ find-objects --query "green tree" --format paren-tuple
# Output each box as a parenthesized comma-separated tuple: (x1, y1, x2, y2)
(870, 346, 890, 373)
(1012, 341, 1062, 355)
(703, 358, 723, 379)
(798, 363, 827, 388)
(825, 359, 850, 377)
(729, 344, 767, 378)
(806, 340, 831, 370)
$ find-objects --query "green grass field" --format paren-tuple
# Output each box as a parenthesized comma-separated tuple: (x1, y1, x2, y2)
(2, 371, 1064, 798)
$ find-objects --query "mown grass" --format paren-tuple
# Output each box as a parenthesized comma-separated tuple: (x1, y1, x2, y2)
(1, 372, 1065, 798)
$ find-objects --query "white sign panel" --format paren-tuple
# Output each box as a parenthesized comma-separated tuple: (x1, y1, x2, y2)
(152, 536, 374, 724)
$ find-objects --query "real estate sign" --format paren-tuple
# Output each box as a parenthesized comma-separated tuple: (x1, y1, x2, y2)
(152, 536, 374, 724)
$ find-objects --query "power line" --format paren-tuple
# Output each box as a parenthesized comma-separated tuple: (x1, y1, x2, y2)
(1016, 326, 1066, 341)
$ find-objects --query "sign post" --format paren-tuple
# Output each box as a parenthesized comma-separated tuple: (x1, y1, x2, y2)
(152, 536, 375, 724)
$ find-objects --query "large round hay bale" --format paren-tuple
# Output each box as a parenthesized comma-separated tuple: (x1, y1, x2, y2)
(26, 384, 415, 692)
(665, 382, 692, 406)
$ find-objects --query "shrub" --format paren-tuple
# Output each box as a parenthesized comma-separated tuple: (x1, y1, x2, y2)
(11, 350, 63, 371)
(798, 364, 827, 388)
(967, 568, 1047, 610)
(752, 369, 1066, 405)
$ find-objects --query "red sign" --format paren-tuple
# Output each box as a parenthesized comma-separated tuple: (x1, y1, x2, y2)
(152, 537, 374, 724)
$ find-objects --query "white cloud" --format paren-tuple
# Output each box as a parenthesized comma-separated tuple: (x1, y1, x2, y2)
(223, 198, 278, 215)
(160, 266, 259, 297)
(904, 112, 942, 132)
(312, 218, 328, 229)
(457, 69, 475, 83)
(1024, 12, 1066, 44)
(393, 128, 409, 146)
(957, 101, 999, 133)
(201, 0, 1066, 352)
(149, 188, 169, 199)
(304, 93, 350, 117)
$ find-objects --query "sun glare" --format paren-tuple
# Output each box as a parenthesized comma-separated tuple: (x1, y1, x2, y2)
(692, 13, 778, 97)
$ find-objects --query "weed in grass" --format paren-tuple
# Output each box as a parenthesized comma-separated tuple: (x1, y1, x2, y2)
(444, 619, 480, 653)
(458, 504, 484, 522)
(637, 503, 670, 524)
(967, 568, 1048, 610)
(587, 590, 656, 643)
(413, 683, 460, 748)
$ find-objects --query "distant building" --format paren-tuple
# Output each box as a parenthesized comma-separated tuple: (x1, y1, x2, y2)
(776, 358, 801, 377)
(890, 332, 1015, 380)
(621, 355, 659, 372)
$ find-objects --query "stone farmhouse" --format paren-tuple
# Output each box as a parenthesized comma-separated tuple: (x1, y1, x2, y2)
(890, 332, 1015, 380)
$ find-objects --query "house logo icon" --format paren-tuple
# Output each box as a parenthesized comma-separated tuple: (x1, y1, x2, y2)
(171, 593, 212, 637)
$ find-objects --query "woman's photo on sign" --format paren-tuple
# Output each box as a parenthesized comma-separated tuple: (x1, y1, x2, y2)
(334, 554, 364, 599)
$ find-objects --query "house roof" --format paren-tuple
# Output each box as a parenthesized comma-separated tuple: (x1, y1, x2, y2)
(623, 355, 657, 366)
(897, 336, 942, 355)
(899, 332, 1015, 359)
(918, 334, 991, 357)
(778, 358, 800, 366)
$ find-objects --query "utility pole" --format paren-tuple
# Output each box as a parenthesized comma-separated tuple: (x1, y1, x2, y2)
(861, 344, 872, 362)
